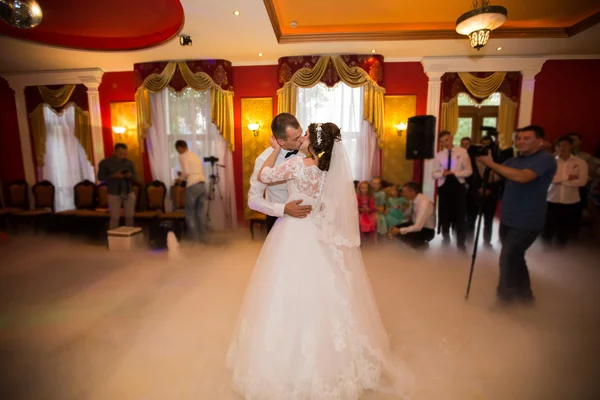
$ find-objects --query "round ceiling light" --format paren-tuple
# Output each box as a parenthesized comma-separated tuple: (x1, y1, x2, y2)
(456, 0, 507, 50)
(0, 0, 43, 29)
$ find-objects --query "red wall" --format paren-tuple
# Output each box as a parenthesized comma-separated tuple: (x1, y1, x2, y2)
(98, 71, 153, 183)
(532, 59, 600, 153)
(383, 62, 429, 182)
(0, 77, 24, 198)
(232, 65, 279, 224)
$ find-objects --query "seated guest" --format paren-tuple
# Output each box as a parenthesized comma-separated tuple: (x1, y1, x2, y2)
(385, 184, 410, 229)
(542, 136, 588, 248)
(389, 182, 436, 248)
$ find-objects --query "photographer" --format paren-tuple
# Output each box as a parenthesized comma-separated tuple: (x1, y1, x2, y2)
(175, 140, 207, 242)
(477, 125, 557, 304)
(98, 143, 137, 229)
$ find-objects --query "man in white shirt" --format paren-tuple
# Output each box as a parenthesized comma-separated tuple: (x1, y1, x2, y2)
(542, 136, 588, 248)
(389, 182, 436, 248)
(175, 140, 207, 242)
(432, 130, 472, 250)
(248, 113, 312, 233)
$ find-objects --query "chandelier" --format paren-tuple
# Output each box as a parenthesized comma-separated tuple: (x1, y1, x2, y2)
(456, 0, 507, 50)
(0, 0, 43, 29)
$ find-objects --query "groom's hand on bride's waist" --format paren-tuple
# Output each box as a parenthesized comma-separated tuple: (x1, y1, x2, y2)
(284, 200, 312, 218)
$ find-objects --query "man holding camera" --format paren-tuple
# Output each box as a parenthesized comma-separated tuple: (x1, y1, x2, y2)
(98, 143, 137, 229)
(478, 125, 557, 304)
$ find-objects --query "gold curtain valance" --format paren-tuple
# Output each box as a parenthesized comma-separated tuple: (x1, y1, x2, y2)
(30, 102, 93, 167)
(277, 55, 386, 148)
(135, 62, 235, 150)
(37, 85, 76, 109)
(458, 72, 507, 99)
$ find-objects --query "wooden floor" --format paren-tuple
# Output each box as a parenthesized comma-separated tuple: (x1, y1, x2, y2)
(0, 228, 599, 400)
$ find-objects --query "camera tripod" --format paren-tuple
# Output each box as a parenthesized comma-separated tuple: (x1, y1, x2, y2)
(204, 160, 228, 227)
(465, 167, 493, 300)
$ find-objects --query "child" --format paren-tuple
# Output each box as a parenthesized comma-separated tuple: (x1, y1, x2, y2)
(372, 177, 388, 235)
(356, 180, 376, 235)
(385, 185, 410, 231)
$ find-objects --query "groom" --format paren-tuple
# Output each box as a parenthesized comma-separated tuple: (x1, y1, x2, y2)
(248, 113, 312, 232)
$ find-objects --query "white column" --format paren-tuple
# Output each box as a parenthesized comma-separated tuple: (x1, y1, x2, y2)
(422, 72, 443, 202)
(83, 81, 104, 174)
(517, 71, 538, 128)
(9, 84, 36, 208)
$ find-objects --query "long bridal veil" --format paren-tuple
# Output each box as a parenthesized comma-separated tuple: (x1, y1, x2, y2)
(314, 140, 415, 398)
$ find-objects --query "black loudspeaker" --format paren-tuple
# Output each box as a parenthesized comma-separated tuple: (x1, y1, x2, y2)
(405, 115, 436, 160)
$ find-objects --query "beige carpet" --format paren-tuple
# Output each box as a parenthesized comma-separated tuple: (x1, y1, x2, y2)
(0, 229, 598, 400)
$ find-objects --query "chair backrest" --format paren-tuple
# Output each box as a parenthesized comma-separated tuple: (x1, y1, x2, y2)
(74, 180, 96, 209)
(96, 183, 108, 208)
(171, 185, 186, 210)
(7, 180, 28, 208)
(146, 180, 167, 211)
(32, 180, 55, 211)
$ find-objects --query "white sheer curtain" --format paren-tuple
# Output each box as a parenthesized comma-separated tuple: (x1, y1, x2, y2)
(146, 88, 237, 229)
(41, 104, 95, 212)
(296, 82, 379, 181)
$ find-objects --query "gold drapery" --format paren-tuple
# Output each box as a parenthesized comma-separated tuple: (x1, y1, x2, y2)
(37, 85, 76, 109)
(277, 55, 386, 148)
(441, 95, 459, 135)
(497, 93, 518, 148)
(29, 102, 93, 167)
(458, 72, 506, 99)
(135, 62, 235, 150)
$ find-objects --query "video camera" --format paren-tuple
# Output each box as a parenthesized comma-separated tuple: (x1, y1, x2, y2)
(467, 126, 503, 163)
(203, 156, 219, 165)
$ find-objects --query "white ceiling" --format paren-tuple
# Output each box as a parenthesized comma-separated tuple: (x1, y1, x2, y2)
(0, 0, 599, 73)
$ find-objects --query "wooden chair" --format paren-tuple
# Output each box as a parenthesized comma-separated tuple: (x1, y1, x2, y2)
(249, 211, 267, 240)
(135, 180, 167, 220)
(13, 180, 55, 233)
(0, 180, 28, 229)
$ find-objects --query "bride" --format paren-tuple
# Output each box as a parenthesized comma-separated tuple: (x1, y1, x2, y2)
(226, 122, 414, 400)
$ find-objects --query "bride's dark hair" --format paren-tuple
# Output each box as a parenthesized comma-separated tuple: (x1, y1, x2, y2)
(307, 123, 341, 172)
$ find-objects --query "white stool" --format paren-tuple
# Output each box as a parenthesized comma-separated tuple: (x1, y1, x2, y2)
(107, 226, 144, 250)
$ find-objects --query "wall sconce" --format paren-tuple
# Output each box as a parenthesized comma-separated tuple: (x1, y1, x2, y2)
(395, 122, 407, 137)
(112, 126, 126, 134)
(247, 123, 260, 137)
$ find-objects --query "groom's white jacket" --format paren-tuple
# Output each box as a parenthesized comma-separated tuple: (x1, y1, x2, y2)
(248, 147, 303, 218)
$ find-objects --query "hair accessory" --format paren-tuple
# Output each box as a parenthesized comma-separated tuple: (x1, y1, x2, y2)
(316, 123, 322, 146)
(318, 151, 325, 158)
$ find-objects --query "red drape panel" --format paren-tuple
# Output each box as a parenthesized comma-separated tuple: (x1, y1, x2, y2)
(441, 72, 521, 103)
(133, 60, 234, 92)
(25, 84, 89, 113)
(277, 54, 385, 88)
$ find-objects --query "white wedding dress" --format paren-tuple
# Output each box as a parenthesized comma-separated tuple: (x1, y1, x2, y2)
(226, 150, 414, 400)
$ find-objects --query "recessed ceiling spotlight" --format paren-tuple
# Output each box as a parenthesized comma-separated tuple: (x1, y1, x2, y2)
(497, 46, 503, 50)
(371, 49, 376, 53)
(233, 10, 240, 16)
(258, 53, 263, 57)
(290, 21, 297, 28)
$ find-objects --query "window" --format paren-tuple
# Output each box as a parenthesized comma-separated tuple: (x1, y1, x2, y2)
(296, 82, 377, 180)
(455, 92, 500, 146)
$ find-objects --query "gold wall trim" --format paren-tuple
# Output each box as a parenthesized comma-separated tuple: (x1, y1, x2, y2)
(382, 95, 416, 187)
(241, 97, 274, 220)
(109, 101, 143, 183)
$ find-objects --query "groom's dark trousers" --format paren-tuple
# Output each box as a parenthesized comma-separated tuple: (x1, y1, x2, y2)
(266, 215, 278, 233)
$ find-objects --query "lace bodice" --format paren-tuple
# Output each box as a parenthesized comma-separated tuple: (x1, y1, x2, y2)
(260, 156, 326, 210)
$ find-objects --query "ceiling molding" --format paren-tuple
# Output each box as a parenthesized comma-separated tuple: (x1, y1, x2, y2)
(277, 28, 572, 44)
(1, 68, 104, 91)
(265, 0, 598, 44)
(421, 56, 547, 76)
(263, 0, 282, 41)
